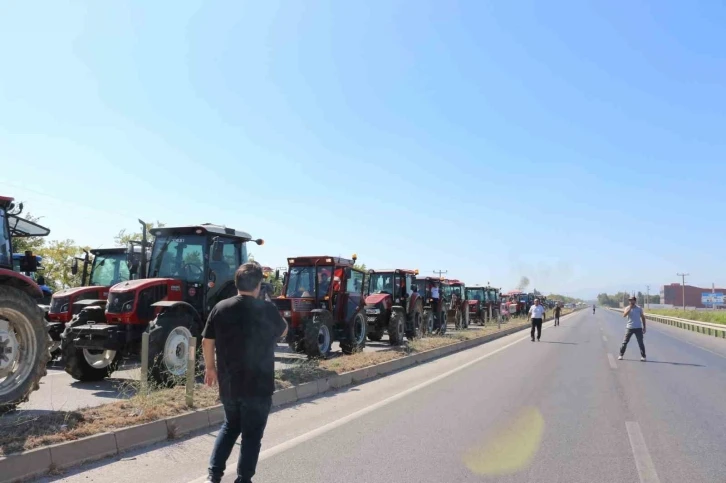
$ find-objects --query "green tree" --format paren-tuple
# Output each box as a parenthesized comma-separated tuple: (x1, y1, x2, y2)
(37, 240, 90, 290)
(114, 221, 165, 247)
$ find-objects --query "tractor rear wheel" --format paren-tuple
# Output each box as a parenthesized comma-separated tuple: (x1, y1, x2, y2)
(148, 310, 199, 387)
(388, 310, 405, 346)
(304, 312, 333, 358)
(0, 286, 50, 413)
(454, 310, 463, 330)
(340, 312, 366, 354)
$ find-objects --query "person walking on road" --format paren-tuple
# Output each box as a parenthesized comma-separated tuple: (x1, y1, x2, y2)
(529, 298, 546, 341)
(619, 295, 646, 361)
(553, 302, 562, 326)
(202, 262, 288, 483)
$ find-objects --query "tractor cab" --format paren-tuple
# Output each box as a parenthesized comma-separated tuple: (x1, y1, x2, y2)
(0, 195, 51, 411)
(364, 269, 424, 344)
(413, 275, 447, 335)
(62, 223, 263, 385)
(274, 255, 366, 358)
(443, 279, 470, 329)
(465, 286, 486, 325)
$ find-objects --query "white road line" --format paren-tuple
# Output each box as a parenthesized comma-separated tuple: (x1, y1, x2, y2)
(602, 335, 608, 342)
(188, 313, 585, 483)
(608, 353, 618, 369)
(626, 421, 661, 483)
(651, 327, 726, 359)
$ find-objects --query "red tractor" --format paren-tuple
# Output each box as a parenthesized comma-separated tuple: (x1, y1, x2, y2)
(0, 196, 51, 411)
(364, 269, 424, 345)
(465, 285, 502, 325)
(46, 246, 138, 358)
(62, 223, 263, 384)
(413, 275, 447, 335)
(273, 255, 367, 358)
(442, 279, 469, 329)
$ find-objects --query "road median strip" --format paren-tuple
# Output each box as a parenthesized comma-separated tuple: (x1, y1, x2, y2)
(0, 310, 577, 483)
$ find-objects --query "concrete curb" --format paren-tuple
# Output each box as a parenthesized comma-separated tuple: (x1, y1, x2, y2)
(0, 314, 578, 483)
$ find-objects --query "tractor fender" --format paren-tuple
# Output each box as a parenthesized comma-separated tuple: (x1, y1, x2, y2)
(309, 308, 333, 325)
(0, 268, 42, 299)
(149, 301, 202, 334)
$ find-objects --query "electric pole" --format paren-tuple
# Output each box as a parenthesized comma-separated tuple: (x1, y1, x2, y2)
(433, 269, 448, 279)
(646, 285, 650, 310)
(677, 273, 689, 311)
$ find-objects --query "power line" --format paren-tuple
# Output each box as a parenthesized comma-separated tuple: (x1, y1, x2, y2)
(433, 269, 448, 279)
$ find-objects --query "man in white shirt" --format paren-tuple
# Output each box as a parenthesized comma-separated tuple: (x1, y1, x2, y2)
(529, 298, 546, 342)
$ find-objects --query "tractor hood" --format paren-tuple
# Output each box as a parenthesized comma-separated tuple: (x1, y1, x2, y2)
(468, 300, 479, 306)
(365, 293, 392, 306)
(111, 278, 174, 293)
(52, 285, 101, 298)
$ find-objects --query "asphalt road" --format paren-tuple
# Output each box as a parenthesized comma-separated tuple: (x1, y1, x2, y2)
(34, 309, 726, 483)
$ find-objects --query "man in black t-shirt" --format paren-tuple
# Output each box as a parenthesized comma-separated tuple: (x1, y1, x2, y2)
(202, 262, 287, 483)
(554, 302, 562, 326)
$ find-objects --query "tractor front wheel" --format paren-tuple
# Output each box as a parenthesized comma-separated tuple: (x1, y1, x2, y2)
(438, 310, 447, 335)
(340, 312, 366, 355)
(148, 312, 199, 387)
(304, 313, 333, 359)
(406, 302, 423, 340)
(367, 327, 384, 342)
(388, 310, 405, 346)
(0, 286, 50, 412)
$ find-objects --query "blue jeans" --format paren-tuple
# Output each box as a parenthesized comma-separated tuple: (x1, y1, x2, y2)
(208, 396, 272, 483)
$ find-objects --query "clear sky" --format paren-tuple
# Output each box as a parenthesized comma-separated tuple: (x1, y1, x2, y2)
(1, 1, 724, 298)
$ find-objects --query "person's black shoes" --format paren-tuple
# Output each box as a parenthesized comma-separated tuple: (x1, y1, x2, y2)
(531, 338, 535, 342)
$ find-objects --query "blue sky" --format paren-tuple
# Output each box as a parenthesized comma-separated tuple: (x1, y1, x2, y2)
(1, 1, 724, 298)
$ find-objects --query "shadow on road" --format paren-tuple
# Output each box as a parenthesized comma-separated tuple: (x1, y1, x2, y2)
(628, 359, 705, 367)
(539, 341, 578, 345)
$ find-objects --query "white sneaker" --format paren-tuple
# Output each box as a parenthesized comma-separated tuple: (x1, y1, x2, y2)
(641, 357, 646, 362)
(618, 355, 623, 360)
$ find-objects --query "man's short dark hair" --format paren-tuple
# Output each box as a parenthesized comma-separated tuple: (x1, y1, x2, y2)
(235, 262, 263, 292)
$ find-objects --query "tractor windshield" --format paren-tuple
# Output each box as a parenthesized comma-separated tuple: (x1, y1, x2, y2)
(488, 289, 499, 302)
(89, 252, 130, 287)
(285, 265, 333, 298)
(0, 207, 9, 268)
(368, 272, 395, 295)
(465, 287, 485, 302)
(149, 235, 207, 283)
(444, 284, 463, 299)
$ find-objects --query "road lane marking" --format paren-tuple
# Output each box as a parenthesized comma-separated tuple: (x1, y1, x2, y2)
(602, 335, 608, 342)
(608, 353, 618, 369)
(626, 422, 661, 483)
(651, 328, 726, 359)
(188, 312, 583, 483)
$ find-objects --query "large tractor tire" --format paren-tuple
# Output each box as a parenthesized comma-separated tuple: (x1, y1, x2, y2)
(453, 310, 463, 330)
(367, 327, 384, 342)
(62, 340, 119, 382)
(340, 311, 367, 355)
(422, 309, 434, 336)
(288, 339, 305, 354)
(305, 311, 333, 359)
(406, 302, 423, 340)
(0, 286, 50, 413)
(388, 310, 405, 346)
(147, 309, 200, 387)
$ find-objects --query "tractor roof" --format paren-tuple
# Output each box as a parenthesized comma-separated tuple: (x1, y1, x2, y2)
(445, 279, 465, 286)
(0, 195, 13, 206)
(287, 256, 356, 267)
(150, 224, 256, 241)
(7, 214, 50, 238)
(91, 247, 126, 256)
(368, 268, 419, 275)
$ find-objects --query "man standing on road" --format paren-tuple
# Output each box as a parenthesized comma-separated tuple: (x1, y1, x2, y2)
(529, 298, 546, 341)
(619, 295, 647, 361)
(202, 262, 288, 483)
(553, 302, 562, 326)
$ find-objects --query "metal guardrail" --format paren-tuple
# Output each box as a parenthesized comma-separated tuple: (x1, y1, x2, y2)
(606, 307, 726, 338)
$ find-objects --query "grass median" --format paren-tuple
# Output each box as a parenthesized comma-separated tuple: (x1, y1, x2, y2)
(647, 308, 726, 325)
(0, 310, 572, 456)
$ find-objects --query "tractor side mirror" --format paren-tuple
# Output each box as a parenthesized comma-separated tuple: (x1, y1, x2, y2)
(282, 272, 288, 287)
(211, 238, 224, 262)
(275, 269, 280, 281)
(19, 251, 38, 273)
(71, 258, 79, 275)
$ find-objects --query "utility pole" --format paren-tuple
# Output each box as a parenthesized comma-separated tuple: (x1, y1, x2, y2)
(677, 273, 689, 311)
(433, 269, 448, 279)
(646, 285, 650, 310)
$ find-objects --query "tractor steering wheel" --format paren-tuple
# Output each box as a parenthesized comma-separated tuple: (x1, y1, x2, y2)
(183, 262, 204, 281)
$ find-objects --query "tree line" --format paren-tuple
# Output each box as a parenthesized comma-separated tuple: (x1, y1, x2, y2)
(597, 291, 660, 308)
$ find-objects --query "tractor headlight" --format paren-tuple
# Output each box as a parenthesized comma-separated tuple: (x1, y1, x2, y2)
(283, 310, 292, 317)
(60, 304, 69, 313)
(122, 301, 133, 312)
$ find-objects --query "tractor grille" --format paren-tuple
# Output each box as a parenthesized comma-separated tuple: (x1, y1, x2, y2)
(106, 291, 135, 315)
(49, 296, 70, 314)
(292, 299, 313, 312)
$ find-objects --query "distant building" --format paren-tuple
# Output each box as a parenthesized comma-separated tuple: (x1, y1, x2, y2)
(660, 283, 726, 308)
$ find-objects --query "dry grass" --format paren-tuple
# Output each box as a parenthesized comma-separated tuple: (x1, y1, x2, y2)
(0, 309, 580, 456)
(648, 308, 726, 325)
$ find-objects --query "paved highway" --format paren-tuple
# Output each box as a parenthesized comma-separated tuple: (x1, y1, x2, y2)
(35, 309, 726, 483)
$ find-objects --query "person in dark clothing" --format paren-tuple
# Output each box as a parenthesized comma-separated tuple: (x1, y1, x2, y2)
(619, 295, 647, 361)
(553, 303, 562, 326)
(202, 262, 288, 483)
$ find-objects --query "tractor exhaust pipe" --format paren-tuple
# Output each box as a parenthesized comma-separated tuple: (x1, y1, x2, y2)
(139, 219, 148, 279)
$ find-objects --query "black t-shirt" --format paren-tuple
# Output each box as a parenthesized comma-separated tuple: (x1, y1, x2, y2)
(202, 295, 287, 400)
(554, 306, 561, 316)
